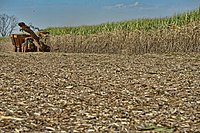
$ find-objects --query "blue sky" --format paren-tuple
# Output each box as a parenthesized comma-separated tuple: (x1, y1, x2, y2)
(1, 0, 200, 30)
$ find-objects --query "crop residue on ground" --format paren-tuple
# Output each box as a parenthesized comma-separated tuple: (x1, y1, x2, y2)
(0, 52, 200, 132)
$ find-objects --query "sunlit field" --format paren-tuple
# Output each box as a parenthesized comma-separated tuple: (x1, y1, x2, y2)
(0, 7, 200, 133)
(44, 8, 200, 54)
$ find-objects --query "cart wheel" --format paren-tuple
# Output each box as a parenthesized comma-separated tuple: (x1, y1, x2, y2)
(19, 44, 22, 52)
(14, 46, 17, 52)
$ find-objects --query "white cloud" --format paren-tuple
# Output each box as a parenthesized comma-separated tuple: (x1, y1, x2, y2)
(112, 3, 125, 8)
(105, 2, 141, 9)
(134, 2, 139, 7)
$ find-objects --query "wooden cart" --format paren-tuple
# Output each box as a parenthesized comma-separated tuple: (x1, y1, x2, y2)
(10, 34, 31, 52)
(10, 22, 51, 52)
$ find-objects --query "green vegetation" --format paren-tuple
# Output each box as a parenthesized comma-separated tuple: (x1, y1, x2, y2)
(46, 7, 200, 36)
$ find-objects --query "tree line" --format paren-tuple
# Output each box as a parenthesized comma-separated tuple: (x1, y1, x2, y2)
(0, 14, 18, 37)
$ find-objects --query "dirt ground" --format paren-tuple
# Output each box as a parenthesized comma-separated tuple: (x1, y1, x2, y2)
(0, 47, 200, 132)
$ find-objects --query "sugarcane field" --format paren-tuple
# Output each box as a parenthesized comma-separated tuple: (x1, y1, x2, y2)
(0, 3, 200, 133)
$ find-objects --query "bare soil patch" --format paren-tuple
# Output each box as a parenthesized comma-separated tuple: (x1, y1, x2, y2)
(0, 52, 200, 132)
(0, 42, 13, 52)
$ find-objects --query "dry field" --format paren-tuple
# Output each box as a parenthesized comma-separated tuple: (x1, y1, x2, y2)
(0, 50, 200, 132)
